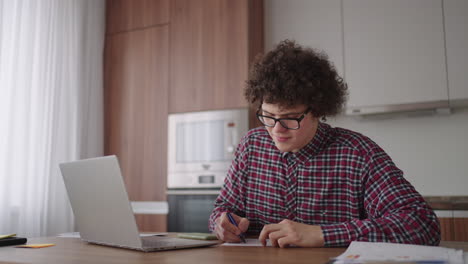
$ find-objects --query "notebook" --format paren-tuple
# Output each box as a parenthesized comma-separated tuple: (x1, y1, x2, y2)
(59, 155, 218, 252)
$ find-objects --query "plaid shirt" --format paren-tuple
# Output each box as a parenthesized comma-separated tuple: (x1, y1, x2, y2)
(209, 122, 440, 247)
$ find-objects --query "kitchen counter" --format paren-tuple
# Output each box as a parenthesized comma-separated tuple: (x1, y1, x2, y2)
(424, 196, 468, 210)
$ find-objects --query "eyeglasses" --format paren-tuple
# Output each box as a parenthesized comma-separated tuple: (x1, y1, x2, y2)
(256, 108, 310, 130)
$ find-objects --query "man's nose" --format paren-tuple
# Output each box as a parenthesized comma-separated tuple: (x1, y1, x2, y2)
(272, 121, 288, 132)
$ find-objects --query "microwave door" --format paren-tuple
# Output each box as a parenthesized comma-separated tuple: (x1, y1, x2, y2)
(176, 120, 226, 166)
(226, 122, 238, 155)
(205, 120, 225, 162)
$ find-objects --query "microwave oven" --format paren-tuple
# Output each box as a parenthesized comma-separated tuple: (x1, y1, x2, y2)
(167, 108, 249, 188)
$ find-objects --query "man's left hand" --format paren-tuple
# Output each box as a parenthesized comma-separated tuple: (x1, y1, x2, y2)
(258, 219, 325, 248)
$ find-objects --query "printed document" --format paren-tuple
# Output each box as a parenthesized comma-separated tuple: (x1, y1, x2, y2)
(334, 241, 464, 264)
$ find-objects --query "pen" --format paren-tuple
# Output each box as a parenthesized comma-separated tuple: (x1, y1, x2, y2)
(0, 233, 16, 239)
(226, 212, 246, 243)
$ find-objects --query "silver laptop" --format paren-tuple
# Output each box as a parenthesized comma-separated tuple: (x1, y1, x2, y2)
(59, 155, 218, 252)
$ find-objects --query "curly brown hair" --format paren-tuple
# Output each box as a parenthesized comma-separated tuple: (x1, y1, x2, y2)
(245, 40, 347, 119)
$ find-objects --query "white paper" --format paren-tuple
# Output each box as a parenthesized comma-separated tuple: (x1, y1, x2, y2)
(222, 238, 272, 247)
(57, 232, 81, 238)
(335, 242, 463, 264)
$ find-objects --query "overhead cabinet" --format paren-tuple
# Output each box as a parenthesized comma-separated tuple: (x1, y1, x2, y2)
(343, 0, 449, 115)
(266, 0, 468, 116)
(265, 0, 344, 77)
(444, 0, 468, 105)
(169, 0, 263, 113)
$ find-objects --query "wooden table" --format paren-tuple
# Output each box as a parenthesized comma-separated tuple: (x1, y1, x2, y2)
(0, 237, 466, 264)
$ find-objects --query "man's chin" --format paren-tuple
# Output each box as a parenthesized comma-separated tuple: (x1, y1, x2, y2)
(274, 142, 293, 153)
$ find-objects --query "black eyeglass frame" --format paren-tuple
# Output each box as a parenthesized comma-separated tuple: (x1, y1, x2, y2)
(256, 108, 310, 130)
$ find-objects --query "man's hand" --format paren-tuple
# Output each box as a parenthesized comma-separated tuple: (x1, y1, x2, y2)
(258, 219, 324, 248)
(214, 212, 250, 242)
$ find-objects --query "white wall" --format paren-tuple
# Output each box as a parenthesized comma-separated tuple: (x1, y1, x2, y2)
(265, 0, 468, 196)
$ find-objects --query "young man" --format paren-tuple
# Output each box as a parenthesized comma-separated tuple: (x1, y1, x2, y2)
(208, 40, 440, 248)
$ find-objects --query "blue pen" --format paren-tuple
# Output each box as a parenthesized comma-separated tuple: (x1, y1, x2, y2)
(226, 212, 246, 243)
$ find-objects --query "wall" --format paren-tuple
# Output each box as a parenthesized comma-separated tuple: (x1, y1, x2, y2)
(264, 0, 468, 196)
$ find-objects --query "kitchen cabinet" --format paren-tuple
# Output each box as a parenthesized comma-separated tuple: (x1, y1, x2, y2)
(169, 0, 263, 113)
(453, 215, 468, 241)
(342, 0, 448, 112)
(104, 4, 169, 231)
(436, 211, 468, 241)
(104, 0, 262, 230)
(106, 0, 169, 34)
(105, 26, 169, 202)
(444, 0, 468, 104)
(266, 0, 468, 116)
(265, 0, 343, 77)
(439, 217, 454, 241)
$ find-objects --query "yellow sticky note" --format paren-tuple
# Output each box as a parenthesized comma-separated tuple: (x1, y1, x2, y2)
(0, 233, 16, 239)
(16, 243, 55, 248)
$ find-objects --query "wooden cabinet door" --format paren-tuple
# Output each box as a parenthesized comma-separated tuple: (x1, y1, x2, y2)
(343, 0, 448, 109)
(453, 218, 468, 241)
(437, 211, 468, 241)
(104, 26, 169, 232)
(453, 211, 468, 241)
(169, 0, 262, 113)
(106, 0, 169, 33)
(438, 217, 455, 241)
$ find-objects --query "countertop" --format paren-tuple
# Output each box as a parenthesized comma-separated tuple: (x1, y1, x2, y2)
(424, 196, 468, 210)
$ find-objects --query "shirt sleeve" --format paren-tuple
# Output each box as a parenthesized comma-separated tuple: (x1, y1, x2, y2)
(320, 146, 441, 247)
(208, 136, 249, 232)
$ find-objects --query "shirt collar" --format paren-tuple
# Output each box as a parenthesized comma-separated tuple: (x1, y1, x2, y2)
(285, 122, 331, 163)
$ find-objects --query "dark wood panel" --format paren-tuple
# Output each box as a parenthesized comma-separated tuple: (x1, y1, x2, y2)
(169, 0, 263, 113)
(135, 214, 167, 232)
(247, 0, 264, 129)
(453, 218, 468, 241)
(439, 217, 454, 241)
(248, 0, 264, 64)
(104, 26, 169, 202)
(106, 0, 169, 34)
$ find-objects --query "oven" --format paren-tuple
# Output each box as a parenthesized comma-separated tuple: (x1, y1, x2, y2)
(167, 189, 220, 233)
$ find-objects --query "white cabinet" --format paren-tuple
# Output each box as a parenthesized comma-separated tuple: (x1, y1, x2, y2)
(265, 0, 344, 76)
(444, 0, 468, 103)
(343, 0, 448, 112)
(265, 0, 468, 115)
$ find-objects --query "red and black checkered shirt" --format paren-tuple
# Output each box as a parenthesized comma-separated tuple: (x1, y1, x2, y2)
(209, 122, 440, 247)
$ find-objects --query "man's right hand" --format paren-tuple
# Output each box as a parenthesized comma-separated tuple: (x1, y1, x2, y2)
(214, 212, 249, 242)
